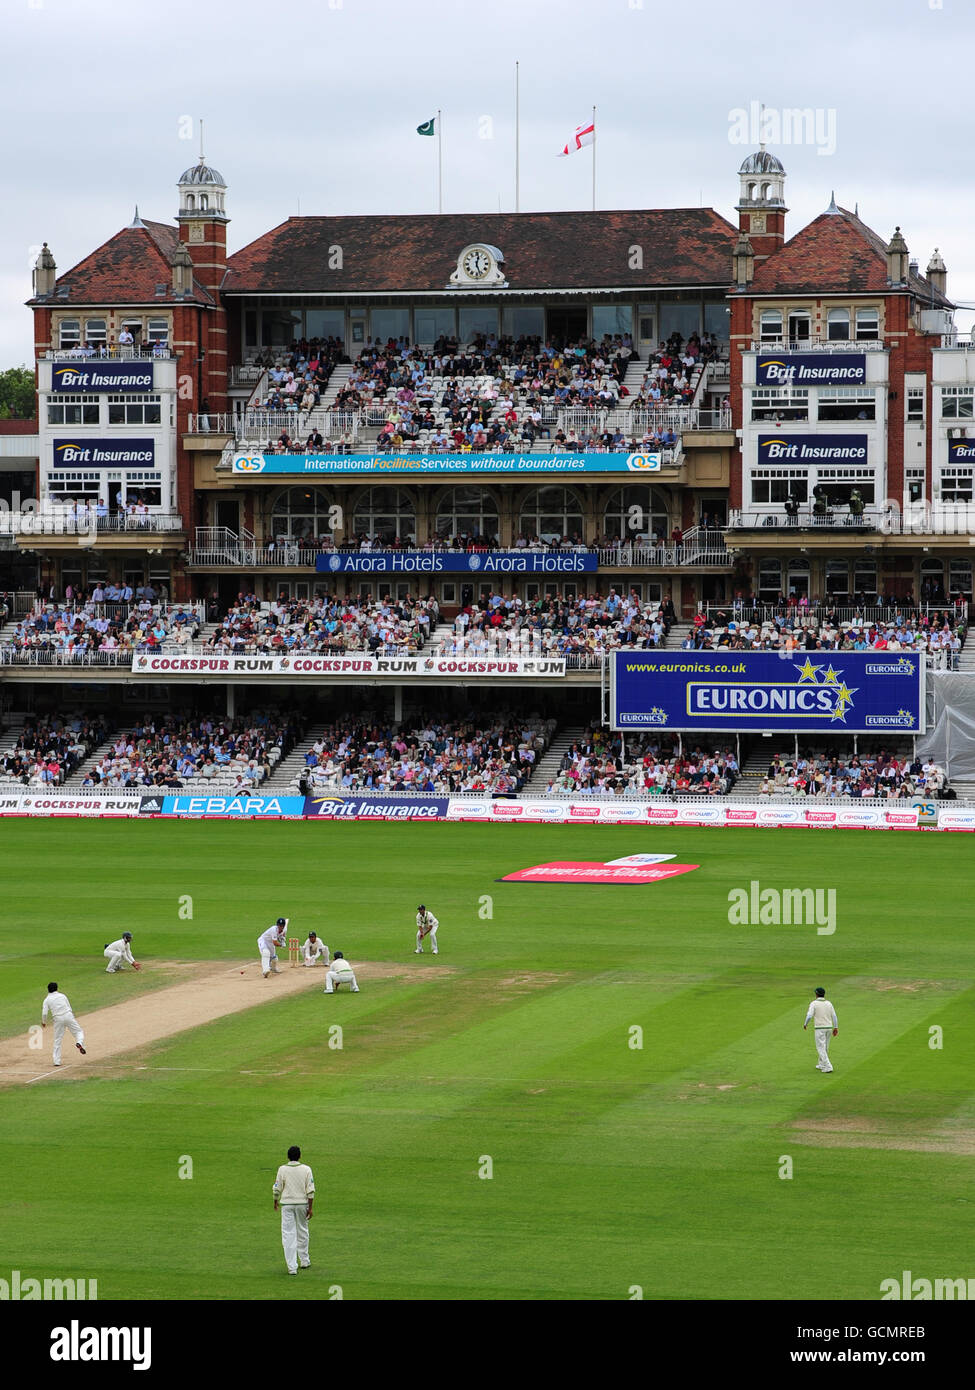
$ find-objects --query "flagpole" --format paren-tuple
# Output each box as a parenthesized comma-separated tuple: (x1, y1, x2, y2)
(515, 62, 520, 213)
(592, 105, 596, 212)
(437, 109, 443, 214)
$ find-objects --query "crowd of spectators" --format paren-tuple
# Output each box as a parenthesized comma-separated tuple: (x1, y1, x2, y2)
(436, 590, 677, 661)
(2, 598, 201, 658)
(684, 605, 965, 667)
(758, 748, 948, 799)
(634, 331, 721, 409)
(208, 592, 438, 656)
(79, 711, 302, 792)
(297, 713, 556, 795)
(0, 715, 108, 788)
(544, 727, 739, 796)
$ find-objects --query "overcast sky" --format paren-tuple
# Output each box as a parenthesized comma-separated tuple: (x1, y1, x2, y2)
(3, 0, 973, 366)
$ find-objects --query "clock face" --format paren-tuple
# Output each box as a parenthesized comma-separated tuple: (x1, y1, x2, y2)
(463, 248, 492, 280)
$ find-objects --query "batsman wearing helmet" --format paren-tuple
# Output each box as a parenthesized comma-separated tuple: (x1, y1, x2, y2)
(259, 917, 289, 978)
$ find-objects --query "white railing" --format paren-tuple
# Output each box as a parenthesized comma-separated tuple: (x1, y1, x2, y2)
(186, 539, 731, 569)
(748, 339, 886, 353)
(0, 510, 184, 537)
(43, 346, 174, 360)
(229, 365, 265, 386)
(729, 503, 975, 535)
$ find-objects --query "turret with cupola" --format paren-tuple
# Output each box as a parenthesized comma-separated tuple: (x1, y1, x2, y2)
(736, 147, 787, 261)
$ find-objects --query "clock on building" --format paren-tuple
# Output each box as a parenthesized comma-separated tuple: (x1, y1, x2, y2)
(449, 243, 508, 289)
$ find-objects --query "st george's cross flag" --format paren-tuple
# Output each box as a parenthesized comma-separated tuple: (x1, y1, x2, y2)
(557, 120, 595, 156)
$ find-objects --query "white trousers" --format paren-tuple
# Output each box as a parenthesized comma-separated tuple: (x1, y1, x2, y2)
(52, 1014, 84, 1065)
(303, 949, 329, 967)
(280, 1205, 310, 1273)
(104, 948, 126, 972)
(814, 1028, 833, 1072)
(325, 969, 358, 992)
(416, 928, 438, 952)
(259, 946, 279, 973)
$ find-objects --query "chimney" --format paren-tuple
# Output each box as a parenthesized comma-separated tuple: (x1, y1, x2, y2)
(733, 233, 755, 288)
(32, 242, 57, 297)
(171, 242, 194, 296)
(926, 248, 947, 297)
(886, 227, 909, 286)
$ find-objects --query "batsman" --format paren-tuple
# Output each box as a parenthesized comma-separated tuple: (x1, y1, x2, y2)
(414, 905, 440, 955)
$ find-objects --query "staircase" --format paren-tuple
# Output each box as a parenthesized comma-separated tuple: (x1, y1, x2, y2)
(955, 639, 975, 673)
(63, 731, 118, 788)
(0, 714, 29, 792)
(530, 725, 587, 788)
(621, 358, 646, 403)
(661, 621, 693, 649)
(319, 364, 353, 411)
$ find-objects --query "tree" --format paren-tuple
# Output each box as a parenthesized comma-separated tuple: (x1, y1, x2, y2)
(0, 366, 36, 420)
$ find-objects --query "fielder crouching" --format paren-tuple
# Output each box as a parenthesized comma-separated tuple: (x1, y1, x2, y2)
(302, 931, 330, 968)
(323, 951, 359, 994)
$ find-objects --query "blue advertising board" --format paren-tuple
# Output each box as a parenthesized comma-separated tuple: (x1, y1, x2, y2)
(303, 794, 449, 819)
(611, 650, 925, 734)
(755, 353, 866, 386)
(757, 434, 868, 464)
(54, 438, 155, 467)
(948, 439, 975, 464)
(316, 550, 597, 575)
(145, 794, 305, 817)
(51, 360, 155, 392)
(234, 452, 661, 476)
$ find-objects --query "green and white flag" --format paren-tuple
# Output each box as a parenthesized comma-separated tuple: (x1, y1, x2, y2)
(416, 117, 437, 137)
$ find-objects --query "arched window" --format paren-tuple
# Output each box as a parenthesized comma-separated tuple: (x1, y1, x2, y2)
(199, 194, 208, 211)
(747, 182, 757, 200)
(351, 488, 416, 544)
(518, 487, 584, 544)
(271, 488, 336, 544)
(759, 309, 783, 343)
(827, 308, 851, 341)
(601, 486, 670, 542)
(760, 182, 770, 199)
(185, 193, 195, 210)
(435, 487, 499, 543)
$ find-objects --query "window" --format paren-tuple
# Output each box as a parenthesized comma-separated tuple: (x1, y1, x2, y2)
(817, 386, 876, 421)
(121, 319, 143, 345)
(855, 307, 880, 341)
(749, 468, 809, 504)
(413, 307, 457, 345)
(704, 302, 729, 340)
(852, 561, 877, 600)
(458, 306, 499, 342)
(658, 301, 700, 343)
(758, 559, 782, 601)
(47, 394, 99, 425)
(825, 560, 850, 597)
(108, 394, 161, 425)
(787, 312, 811, 344)
(501, 306, 545, 339)
(59, 319, 80, 349)
(440, 582, 457, 604)
(815, 468, 876, 505)
(907, 389, 924, 422)
(518, 487, 584, 544)
(827, 308, 850, 341)
(939, 468, 974, 503)
(949, 560, 973, 598)
(905, 467, 925, 505)
(592, 305, 632, 341)
(85, 318, 107, 347)
(146, 318, 169, 344)
(370, 309, 410, 344)
(122, 471, 162, 508)
(751, 385, 810, 420)
(271, 487, 336, 544)
(305, 309, 346, 341)
(47, 471, 101, 499)
(759, 310, 783, 343)
(602, 486, 670, 542)
(435, 487, 499, 543)
(941, 387, 974, 419)
(351, 487, 416, 544)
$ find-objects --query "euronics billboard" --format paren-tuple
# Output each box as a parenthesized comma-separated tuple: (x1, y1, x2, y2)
(611, 650, 925, 734)
(233, 452, 661, 476)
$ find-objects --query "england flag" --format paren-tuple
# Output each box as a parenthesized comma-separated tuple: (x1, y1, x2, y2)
(557, 120, 595, 156)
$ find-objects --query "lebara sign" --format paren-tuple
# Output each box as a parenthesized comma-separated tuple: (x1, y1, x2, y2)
(758, 434, 868, 463)
(755, 354, 866, 386)
(233, 452, 661, 476)
(316, 550, 598, 574)
(54, 438, 155, 467)
(611, 651, 925, 734)
(51, 361, 154, 392)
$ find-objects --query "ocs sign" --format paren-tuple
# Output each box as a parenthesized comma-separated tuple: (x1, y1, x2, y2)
(626, 452, 661, 472)
(234, 455, 266, 473)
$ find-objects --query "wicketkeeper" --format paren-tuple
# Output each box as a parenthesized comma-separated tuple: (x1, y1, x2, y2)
(302, 932, 330, 968)
(415, 905, 439, 955)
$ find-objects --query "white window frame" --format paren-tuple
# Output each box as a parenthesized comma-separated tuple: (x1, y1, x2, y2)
(940, 387, 974, 419)
(107, 393, 162, 426)
(826, 308, 850, 341)
(855, 307, 880, 341)
(47, 394, 100, 425)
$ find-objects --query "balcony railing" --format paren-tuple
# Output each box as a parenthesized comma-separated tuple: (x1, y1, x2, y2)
(748, 338, 886, 353)
(42, 345, 175, 361)
(698, 601, 965, 625)
(0, 510, 184, 538)
(186, 538, 731, 570)
(729, 503, 975, 535)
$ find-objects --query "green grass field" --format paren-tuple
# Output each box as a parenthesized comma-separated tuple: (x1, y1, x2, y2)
(1, 820, 972, 1301)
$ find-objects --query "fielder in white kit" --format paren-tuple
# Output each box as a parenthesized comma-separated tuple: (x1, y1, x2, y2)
(415, 905, 439, 954)
(272, 1144, 315, 1275)
(323, 951, 359, 993)
(302, 931, 330, 968)
(41, 982, 86, 1066)
(803, 987, 839, 1073)
(259, 918, 288, 977)
(104, 932, 141, 973)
